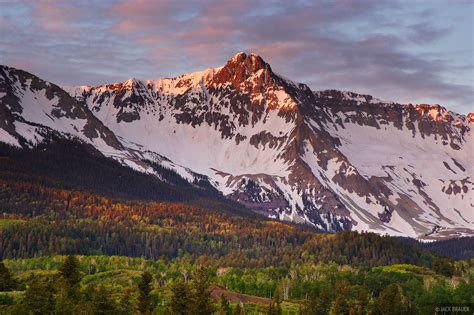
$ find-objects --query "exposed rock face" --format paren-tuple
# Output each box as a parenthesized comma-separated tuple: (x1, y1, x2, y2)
(1, 53, 472, 240)
(0, 66, 123, 150)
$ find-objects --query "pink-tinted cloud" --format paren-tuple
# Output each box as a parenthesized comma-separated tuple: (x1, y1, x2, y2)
(1, 0, 472, 113)
(33, 0, 82, 33)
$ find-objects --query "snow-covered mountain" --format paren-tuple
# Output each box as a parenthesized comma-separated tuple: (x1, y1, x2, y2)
(1, 52, 472, 240)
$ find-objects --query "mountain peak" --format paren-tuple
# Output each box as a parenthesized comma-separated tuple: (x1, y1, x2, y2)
(231, 51, 247, 61)
(2, 61, 473, 239)
(210, 52, 274, 89)
(123, 77, 143, 88)
(226, 52, 272, 74)
(468, 113, 474, 123)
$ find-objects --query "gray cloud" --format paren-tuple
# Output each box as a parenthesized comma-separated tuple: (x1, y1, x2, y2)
(0, 0, 472, 113)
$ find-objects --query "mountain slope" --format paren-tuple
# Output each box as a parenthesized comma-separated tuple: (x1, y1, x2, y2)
(1, 53, 472, 239)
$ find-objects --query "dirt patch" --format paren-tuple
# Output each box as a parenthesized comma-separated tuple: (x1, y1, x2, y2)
(210, 284, 272, 305)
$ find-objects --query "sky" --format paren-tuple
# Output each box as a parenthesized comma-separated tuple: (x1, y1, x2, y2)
(1, 0, 473, 113)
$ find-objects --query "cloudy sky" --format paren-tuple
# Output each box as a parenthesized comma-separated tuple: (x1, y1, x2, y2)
(1, 0, 473, 113)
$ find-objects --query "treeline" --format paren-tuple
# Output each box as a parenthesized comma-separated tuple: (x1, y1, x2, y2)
(0, 180, 437, 268)
(1, 255, 473, 314)
(4, 255, 471, 301)
(398, 237, 474, 260)
(0, 139, 253, 217)
(0, 256, 261, 314)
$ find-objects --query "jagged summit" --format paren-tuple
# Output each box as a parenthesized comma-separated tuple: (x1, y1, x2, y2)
(468, 113, 474, 123)
(210, 52, 275, 89)
(227, 52, 272, 73)
(231, 51, 247, 60)
(124, 77, 141, 87)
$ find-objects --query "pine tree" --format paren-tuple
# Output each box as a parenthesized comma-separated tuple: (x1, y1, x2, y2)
(170, 280, 192, 315)
(138, 271, 153, 314)
(54, 285, 77, 315)
(117, 288, 134, 314)
(432, 257, 455, 277)
(270, 286, 282, 315)
(59, 255, 81, 288)
(219, 293, 232, 315)
(190, 266, 216, 315)
(330, 281, 350, 315)
(0, 261, 16, 291)
(302, 289, 332, 315)
(24, 279, 56, 314)
(375, 283, 410, 315)
(91, 284, 118, 314)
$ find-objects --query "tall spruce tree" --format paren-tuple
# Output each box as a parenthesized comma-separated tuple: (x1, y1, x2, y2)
(170, 279, 192, 315)
(375, 283, 411, 315)
(91, 284, 118, 314)
(59, 255, 81, 288)
(191, 266, 216, 315)
(138, 271, 153, 314)
(24, 279, 56, 315)
(58, 255, 82, 302)
(0, 261, 16, 291)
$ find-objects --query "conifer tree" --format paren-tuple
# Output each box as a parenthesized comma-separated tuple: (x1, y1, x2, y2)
(24, 279, 56, 315)
(432, 257, 455, 277)
(54, 285, 77, 315)
(59, 255, 81, 287)
(138, 271, 153, 314)
(271, 286, 282, 315)
(170, 279, 192, 315)
(58, 255, 82, 300)
(219, 293, 232, 315)
(190, 266, 216, 315)
(91, 284, 118, 315)
(330, 280, 350, 315)
(0, 261, 16, 291)
(117, 288, 134, 314)
(375, 283, 410, 315)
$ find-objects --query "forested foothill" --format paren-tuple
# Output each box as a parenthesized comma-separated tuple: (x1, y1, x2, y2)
(0, 140, 472, 314)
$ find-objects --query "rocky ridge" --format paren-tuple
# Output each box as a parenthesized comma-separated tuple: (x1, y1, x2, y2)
(1, 52, 472, 240)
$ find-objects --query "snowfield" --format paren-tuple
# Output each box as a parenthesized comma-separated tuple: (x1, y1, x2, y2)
(1, 53, 472, 240)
